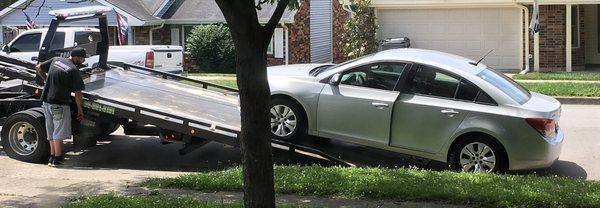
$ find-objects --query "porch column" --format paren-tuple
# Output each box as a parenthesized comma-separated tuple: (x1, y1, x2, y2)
(534, 33, 540, 71)
(566, 4, 573, 72)
(0, 26, 4, 44)
(127, 27, 134, 45)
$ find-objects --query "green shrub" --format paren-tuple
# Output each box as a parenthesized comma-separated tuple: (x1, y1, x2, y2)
(341, 0, 379, 60)
(185, 25, 235, 73)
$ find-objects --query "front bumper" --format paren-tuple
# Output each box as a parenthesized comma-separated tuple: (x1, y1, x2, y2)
(508, 127, 564, 170)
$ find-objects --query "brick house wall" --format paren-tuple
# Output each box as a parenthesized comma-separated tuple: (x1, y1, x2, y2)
(289, 0, 349, 64)
(289, 0, 311, 64)
(133, 26, 172, 45)
(331, 0, 348, 63)
(528, 5, 586, 71)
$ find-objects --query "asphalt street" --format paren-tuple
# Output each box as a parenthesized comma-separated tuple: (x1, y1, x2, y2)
(0, 104, 598, 207)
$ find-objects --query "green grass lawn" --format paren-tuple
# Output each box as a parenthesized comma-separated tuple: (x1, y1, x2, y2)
(184, 72, 236, 77)
(182, 76, 600, 97)
(65, 194, 315, 208)
(64, 194, 241, 208)
(512, 72, 600, 81)
(206, 79, 237, 89)
(520, 82, 600, 97)
(143, 166, 600, 208)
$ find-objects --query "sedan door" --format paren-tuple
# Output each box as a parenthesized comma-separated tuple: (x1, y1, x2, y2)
(390, 64, 479, 153)
(317, 62, 408, 146)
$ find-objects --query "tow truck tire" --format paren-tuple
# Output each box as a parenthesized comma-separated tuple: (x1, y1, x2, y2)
(102, 122, 120, 138)
(73, 116, 118, 148)
(1, 110, 49, 163)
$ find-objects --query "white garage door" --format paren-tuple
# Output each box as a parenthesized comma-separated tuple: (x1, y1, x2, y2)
(378, 8, 521, 70)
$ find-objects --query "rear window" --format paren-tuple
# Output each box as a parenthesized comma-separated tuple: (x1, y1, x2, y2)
(477, 68, 530, 104)
(49, 32, 66, 50)
(74, 31, 101, 57)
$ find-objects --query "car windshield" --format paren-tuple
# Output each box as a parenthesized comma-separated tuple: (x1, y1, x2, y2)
(477, 68, 531, 104)
(312, 54, 373, 76)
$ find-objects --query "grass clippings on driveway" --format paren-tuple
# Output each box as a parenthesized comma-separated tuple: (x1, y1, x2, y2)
(519, 82, 600, 97)
(143, 166, 600, 208)
(512, 72, 600, 81)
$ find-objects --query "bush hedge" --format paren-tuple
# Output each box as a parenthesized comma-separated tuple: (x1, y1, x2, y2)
(185, 25, 235, 73)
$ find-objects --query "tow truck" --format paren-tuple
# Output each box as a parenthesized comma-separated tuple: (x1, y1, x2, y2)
(0, 6, 243, 163)
(0, 6, 350, 167)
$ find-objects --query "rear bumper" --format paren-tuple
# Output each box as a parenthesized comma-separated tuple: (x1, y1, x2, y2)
(508, 127, 564, 170)
(155, 67, 183, 74)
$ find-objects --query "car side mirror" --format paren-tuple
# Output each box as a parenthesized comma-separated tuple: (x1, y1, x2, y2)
(1, 45, 9, 53)
(329, 74, 341, 86)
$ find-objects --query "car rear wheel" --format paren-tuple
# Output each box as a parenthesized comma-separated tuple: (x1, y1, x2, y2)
(450, 136, 507, 173)
(269, 98, 306, 141)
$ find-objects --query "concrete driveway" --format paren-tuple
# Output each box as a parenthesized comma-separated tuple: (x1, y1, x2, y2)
(0, 104, 598, 207)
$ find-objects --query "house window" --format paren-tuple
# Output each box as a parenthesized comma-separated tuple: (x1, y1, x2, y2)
(572, 5, 580, 48)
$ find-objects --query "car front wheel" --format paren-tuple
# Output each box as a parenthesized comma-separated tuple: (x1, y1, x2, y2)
(269, 98, 306, 141)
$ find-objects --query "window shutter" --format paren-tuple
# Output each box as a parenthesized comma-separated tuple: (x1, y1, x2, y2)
(171, 28, 180, 45)
(274, 28, 284, 58)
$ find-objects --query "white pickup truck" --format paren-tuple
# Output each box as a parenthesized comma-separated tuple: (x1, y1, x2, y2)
(0, 27, 184, 73)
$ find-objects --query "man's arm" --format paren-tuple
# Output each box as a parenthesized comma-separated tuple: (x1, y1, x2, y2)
(71, 66, 86, 122)
(74, 91, 84, 121)
(35, 59, 52, 82)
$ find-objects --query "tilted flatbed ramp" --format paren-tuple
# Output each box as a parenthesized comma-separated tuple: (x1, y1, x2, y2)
(82, 65, 242, 146)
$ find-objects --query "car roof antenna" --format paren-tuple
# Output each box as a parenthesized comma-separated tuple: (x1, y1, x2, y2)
(470, 49, 494, 66)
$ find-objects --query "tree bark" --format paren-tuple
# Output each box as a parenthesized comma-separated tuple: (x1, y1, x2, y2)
(214, 0, 290, 207)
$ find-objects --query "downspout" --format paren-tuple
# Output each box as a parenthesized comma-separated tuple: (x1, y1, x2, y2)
(342, 1, 354, 17)
(148, 21, 165, 45)
(515, 3, 530, 74)
(280, 23, 289, 65)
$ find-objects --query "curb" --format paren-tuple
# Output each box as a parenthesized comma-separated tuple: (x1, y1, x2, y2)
(554, 97, 600, 105)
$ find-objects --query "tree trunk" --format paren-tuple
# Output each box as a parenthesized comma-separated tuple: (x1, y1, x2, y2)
(236, 36, 275, 208)
(214, 0, 277, 207)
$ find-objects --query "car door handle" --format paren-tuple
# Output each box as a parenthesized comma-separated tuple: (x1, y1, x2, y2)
(371, 102, 389, 108)
(441, 109, 460, 116)
(31, 57, 38, 61)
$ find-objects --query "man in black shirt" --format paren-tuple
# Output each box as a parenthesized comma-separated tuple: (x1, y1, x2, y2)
(35, 47, 86, 167)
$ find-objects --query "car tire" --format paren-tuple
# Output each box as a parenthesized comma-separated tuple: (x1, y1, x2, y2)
(1, 109, 49, 163)
(450, 136, 507, 173)
(269, 98, 307, 142)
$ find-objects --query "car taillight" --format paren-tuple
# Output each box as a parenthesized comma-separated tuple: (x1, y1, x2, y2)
(526, 118, 557, 138)
(145, 51, 154, 68)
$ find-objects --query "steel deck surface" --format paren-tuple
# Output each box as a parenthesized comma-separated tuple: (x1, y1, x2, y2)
(84, 68, 241, 132)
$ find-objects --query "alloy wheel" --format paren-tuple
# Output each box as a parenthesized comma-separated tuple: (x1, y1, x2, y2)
(459, 142, 496, 173)
(270, 104, 297, 137)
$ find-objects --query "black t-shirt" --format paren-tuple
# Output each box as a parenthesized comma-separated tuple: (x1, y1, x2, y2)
(40, 57, 85, 105)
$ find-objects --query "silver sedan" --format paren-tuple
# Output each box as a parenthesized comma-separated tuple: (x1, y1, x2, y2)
(267, 49, 563, 173)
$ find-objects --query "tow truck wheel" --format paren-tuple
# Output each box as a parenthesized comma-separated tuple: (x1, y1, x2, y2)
(102, 122, 120, 138)
(1, 110, 49, 163)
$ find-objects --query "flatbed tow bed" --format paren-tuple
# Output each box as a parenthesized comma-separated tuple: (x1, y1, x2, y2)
(0, 6, 352, 167)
